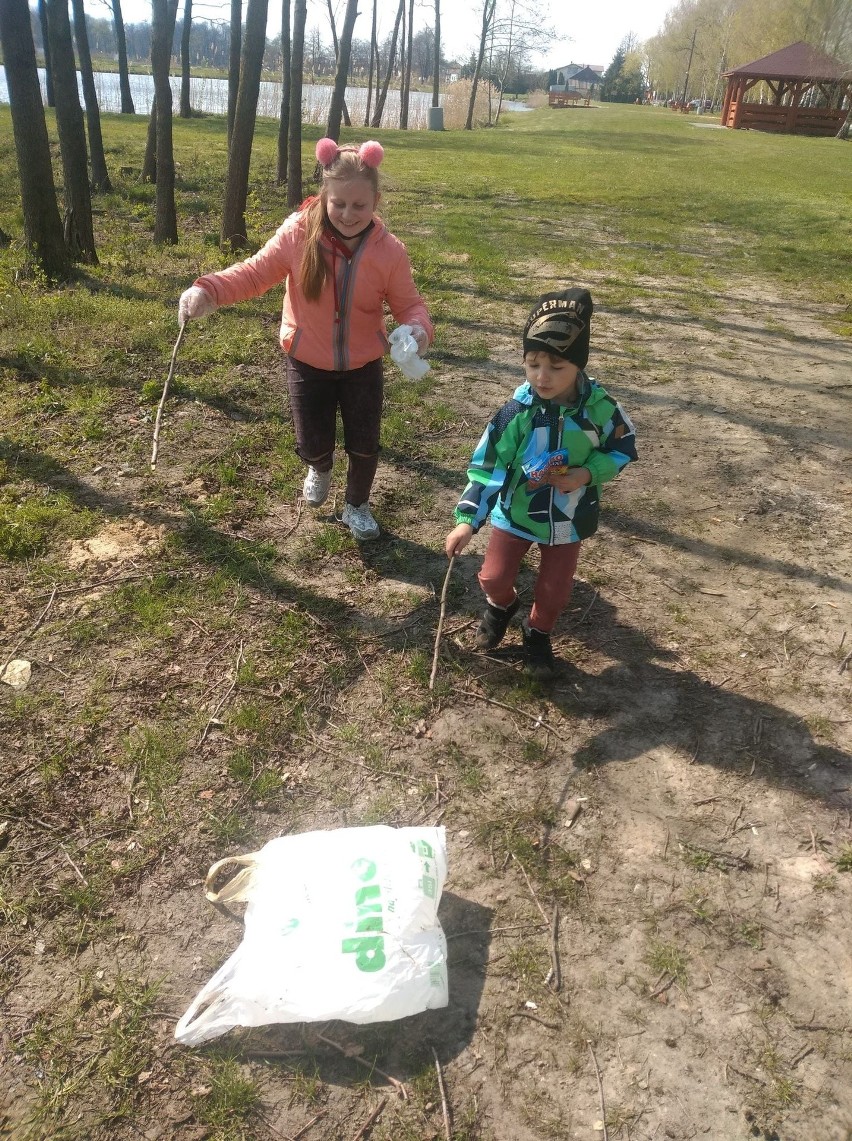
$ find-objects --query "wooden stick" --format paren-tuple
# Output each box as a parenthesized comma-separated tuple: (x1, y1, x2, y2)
(349, 1097, 387, 1141)
(316, 1033, 407, 1098)
(512, 855, 550, 926)
(199, 640, 244, 745)
(429, 556, 455, 691)
(432, 1047, 452, 1141)
(549, 903, 562, 992)
(2, 584, 57, 675)
(587, 1040, 608, 1141)
(150, 321, 186, 470)
(291, 1110, 328, 1140)
(458, 688, 560, 734)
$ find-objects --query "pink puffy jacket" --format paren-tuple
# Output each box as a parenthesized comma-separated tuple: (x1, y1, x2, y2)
(193, 207, 433, 373)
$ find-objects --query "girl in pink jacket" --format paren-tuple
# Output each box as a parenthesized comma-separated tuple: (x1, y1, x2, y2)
(178, 138, 433, 541)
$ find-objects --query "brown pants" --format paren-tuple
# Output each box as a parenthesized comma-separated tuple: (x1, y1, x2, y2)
(478, 527, 581, 634)
(286, 356, 383, 506)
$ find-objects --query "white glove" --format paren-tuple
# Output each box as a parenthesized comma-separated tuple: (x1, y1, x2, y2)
(178, 285, 217, 325)
(389, 324, 430, 380)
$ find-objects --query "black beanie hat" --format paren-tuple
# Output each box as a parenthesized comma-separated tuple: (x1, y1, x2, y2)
(523, 287, 593, 369)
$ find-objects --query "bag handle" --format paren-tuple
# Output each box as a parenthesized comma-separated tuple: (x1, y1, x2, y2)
(204, 853, 259, 906)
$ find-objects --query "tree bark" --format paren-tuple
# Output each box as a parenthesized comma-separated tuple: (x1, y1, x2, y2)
(371, 0, 403, 128)
(180, 0, 193, 117)
(465, 0, 495, 130)
(0, 0, 70, 279)
(325, 0, 358, 141)
(221, 0, 270, 247)
(70, 0, 113, 191)
(112, 0, 136, 113)
(37, 0, 55, 105)
(142, 95, 157, 183)
(365, 0, 377, 126)
(227, 0, 241, 144)
(276, 0, 291, 183)
(151, 0, 179, 243)
(286, 0, 307, 208)
(837, 102, 852, 139)
(399, 0, 414, 128)
(45, 0, 97, 263)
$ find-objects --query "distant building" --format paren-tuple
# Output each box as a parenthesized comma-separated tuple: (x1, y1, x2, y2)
(548, 63, 603, 107)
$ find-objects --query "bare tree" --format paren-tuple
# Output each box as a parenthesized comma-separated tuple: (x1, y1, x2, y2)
(371, 0, 403, 127)
(400, 0, 414, 127)
(365, 0, 378, 125)
(70, 0, 112, 190)
(276, 0, 291, 183)
(0, 0, 70, 278)
(465, 0, 496, 130)
(228, 0, 241, 143)
(286, 0, 307, 207)
(179, 0, 193, 117)
(151, 0, 180, 243)
(111, 0, 135, 113)
(326, 0, 359, 139)
(45, 0, 97, 262)
(221, 0, 270, 246)
(37, 0, 55, 105)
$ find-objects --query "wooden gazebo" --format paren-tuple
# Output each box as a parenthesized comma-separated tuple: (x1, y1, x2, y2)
(721, 41, 852, 136)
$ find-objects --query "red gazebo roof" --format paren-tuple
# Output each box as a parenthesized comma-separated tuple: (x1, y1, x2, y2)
(722, 41, 851, 81)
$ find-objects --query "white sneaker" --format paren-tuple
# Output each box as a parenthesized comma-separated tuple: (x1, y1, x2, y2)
(342, 501, 380, 541)
(303, 466, 332, 507)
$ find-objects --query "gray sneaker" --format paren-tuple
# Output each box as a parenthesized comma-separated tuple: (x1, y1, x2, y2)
(303, 466, 332, 507)
(342, 501, 380, 541)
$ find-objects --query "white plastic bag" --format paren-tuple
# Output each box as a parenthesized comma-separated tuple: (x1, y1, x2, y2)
(175, 825, 448, 1046)
(389, 324, 430, 380)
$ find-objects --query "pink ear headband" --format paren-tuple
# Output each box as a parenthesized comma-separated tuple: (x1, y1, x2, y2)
(315, 137, 384, 169)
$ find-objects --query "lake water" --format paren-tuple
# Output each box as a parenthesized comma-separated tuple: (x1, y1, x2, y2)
(0, 69, 529, 128)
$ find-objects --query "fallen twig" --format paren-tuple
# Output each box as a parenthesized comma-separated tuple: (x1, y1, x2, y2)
(647, 974, 675, 1000)
(2, 584, 57, 675)
(432, 1047, 452, 1141)
(290, 1109, 328, 1140)
(838, 649, 852, 675)
(508, 1010, 560, 1030)
(150, 321, 186, 470)
(512, 855, 550, 926)
(429, 556, 455, 691)
(459, 688, 560, 733)
(548, 904, 562, 991)
(199, 640, 244, 746)
(316, 1033, 407, 1098)
(349, 1096, 388, 1141)
(587, 1040, 608, 1141)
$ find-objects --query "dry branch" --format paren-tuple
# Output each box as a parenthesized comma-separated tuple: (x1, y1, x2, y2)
(150, 321, 186, 470)
(430, 556, 455, 690)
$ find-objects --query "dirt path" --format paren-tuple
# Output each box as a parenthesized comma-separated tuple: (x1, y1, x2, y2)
(2, 276, 851, 1141)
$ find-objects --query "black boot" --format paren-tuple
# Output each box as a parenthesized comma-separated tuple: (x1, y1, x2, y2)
(475, 595, 520, 650)
(522, 623, 556, 680)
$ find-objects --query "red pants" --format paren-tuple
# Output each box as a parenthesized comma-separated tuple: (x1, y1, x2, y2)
(478, 527, 581, 634)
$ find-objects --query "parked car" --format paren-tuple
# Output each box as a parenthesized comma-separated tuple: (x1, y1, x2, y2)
(689, 98, 713, 111)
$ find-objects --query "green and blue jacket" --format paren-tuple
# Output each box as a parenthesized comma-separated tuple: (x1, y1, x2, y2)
(453, 376, 637, 545)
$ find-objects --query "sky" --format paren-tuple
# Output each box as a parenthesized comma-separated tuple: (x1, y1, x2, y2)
(96, 0, 677, 71)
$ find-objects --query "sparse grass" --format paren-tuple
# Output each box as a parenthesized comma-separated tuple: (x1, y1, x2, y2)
(835, 846, 852, 872)
(644, 940, 689, 987)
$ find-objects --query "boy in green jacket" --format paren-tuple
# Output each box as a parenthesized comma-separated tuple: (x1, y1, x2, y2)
(444, 287, 637, 680)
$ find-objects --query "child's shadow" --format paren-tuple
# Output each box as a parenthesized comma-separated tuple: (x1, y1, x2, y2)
(548, 589, 850, 802)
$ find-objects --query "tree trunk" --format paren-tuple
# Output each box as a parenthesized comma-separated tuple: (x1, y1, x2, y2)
(227, 0, 241, 144)
(46, 0, 97, 263)
(286, 0, 307, 208)
(276, 0, 290, 183)
(432, 0, 440, 108)
(325, 0, 358, 141)
(400, 0, 414, 128)
(837, 102, 852, 139)
(365, 0, 377, 126)
(180, 0, 192, 117)
(465, 0, 495, 130)
(221, 0, 270, 247)
(112, 0, 135, 113)
(151, 0, 179, 243)
(397, 0, 406, 127)
(371, 0, 403, 128)
(37, 0, 55, 105)
(70, 0, 112, 191)
(0, 0, 70, 279)
(142, 96, 157, 182)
